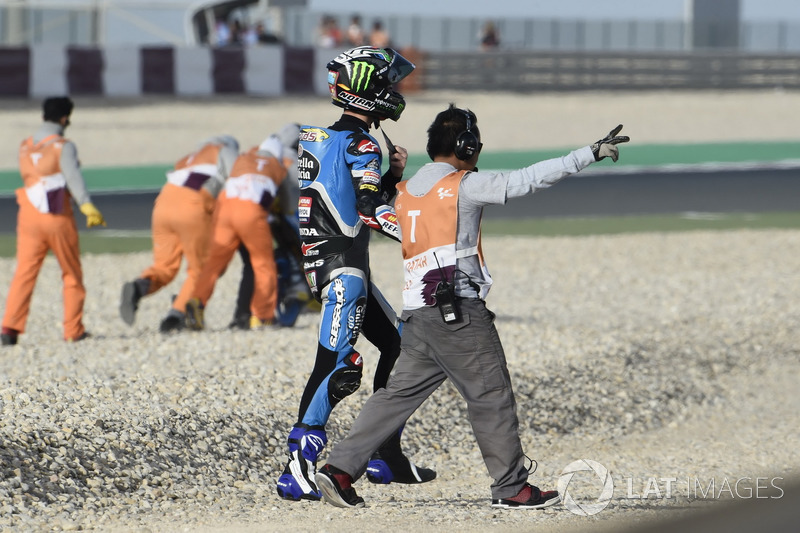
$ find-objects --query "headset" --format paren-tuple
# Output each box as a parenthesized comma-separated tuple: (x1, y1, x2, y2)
(454, 109, 481, 161)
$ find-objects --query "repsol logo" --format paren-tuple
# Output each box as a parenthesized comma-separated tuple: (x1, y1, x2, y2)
(298, 151, 320, 182)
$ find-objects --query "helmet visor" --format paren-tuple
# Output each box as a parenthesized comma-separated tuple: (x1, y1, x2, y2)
(385, 50, 415, 84)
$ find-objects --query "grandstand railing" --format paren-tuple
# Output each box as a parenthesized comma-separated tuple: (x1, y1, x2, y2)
(1, 45, 799, 98)
(418, 50, 800, 91)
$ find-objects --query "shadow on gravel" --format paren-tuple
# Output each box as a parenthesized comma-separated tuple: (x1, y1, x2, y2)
(620, 478, 800, 533)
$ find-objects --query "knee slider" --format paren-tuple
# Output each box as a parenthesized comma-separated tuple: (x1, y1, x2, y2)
(328, 351, 363, 406)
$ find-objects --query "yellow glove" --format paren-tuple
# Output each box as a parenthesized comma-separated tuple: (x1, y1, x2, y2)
(79, 202, 106, 228)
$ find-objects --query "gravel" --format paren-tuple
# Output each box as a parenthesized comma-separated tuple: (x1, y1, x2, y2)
(1, 229, 798, 532)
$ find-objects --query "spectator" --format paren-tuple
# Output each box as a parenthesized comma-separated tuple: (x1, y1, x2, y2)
(480, 21, 500, 50)
(255, 22, 281, 44)
(369, 20, 390, 48)
(214, 18, 231, 47)
(346, 15, 365, 46)
(242, 23, 259, 46)
(230, 19, 244, 46)
(317, 15, 341, 48)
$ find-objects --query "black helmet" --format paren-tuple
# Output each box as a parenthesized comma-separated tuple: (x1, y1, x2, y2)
(326, 46, 415, 121)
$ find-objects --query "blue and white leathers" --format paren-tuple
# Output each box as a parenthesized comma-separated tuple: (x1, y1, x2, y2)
(295, 116, 402, 429)
(277, 115, 429, 503)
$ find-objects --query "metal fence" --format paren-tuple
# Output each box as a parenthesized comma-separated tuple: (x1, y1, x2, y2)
(420, 50, 800, 91)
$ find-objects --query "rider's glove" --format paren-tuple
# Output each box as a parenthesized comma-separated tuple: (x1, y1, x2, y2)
(359, 204, 401, 242)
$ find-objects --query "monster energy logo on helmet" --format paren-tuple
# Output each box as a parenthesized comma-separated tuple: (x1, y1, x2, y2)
(351, 61, 375, 93)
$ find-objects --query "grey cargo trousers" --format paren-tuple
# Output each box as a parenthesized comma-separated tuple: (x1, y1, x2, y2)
(325, 298, 530, 499)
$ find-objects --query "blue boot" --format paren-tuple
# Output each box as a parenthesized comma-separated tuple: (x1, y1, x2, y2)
(366, 428, 436, 484)
(276, 425, 328, 501)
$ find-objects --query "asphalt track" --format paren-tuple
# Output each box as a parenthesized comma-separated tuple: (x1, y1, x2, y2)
(0, 167, 797, 233)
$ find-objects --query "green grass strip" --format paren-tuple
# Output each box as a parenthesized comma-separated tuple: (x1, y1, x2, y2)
(0, 165, 171, 195)
(0, 212, 797, 258)
(2, 141, 799, 195)
(0, 234, 154, 258)
(406, 141, 800, 174)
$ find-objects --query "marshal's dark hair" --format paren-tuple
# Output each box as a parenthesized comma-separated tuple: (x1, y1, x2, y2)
(43, 96, 74, 123)
(426, 103, 479, 160)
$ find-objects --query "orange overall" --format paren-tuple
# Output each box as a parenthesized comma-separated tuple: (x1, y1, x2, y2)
(2, 135, 86, 340)
(192, 148, 287, 321)
(139, 143, 223, 313)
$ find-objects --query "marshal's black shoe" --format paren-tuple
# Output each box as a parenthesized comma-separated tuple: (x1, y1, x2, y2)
(491, 483, 560, 509)
(159, 314, 185, 333)
(315, 464, 365, 509)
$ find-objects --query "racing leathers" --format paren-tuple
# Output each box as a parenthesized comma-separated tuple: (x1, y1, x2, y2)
(277, 115, 427, 501)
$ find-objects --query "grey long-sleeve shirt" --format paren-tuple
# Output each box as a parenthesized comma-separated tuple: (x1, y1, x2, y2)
(401, 145, 595, 301)
(32, 122, 91, 206)
(196, 136, 240, 198)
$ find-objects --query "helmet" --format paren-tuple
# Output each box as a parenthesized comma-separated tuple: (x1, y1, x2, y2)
(326, 46, 415, 121)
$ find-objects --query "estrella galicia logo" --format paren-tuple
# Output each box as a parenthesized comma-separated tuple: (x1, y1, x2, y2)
(351, 61, 375, 92)
(297, 150, 320, 183)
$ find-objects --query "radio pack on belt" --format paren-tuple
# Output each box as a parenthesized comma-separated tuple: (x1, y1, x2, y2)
(435, 280, 460, 323)
(433, 253, 460, 324)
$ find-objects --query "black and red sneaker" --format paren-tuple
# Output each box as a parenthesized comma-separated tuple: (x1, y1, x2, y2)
(491, 483, 560, 509)
(315, 464, 365, 508)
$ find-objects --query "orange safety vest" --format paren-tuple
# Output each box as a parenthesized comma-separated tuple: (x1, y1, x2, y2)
(396, 170, 490, 309)
(224, 148, 287, 210)
(166, 143, 223, 192)
(18, 134, 69, 214)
